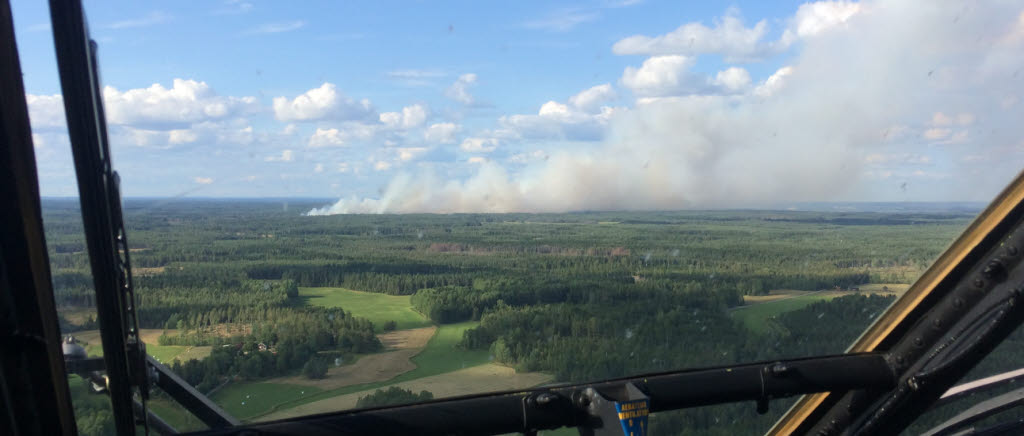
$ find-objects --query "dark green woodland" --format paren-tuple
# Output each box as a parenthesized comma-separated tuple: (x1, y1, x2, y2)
(42, 199, 1023, 435)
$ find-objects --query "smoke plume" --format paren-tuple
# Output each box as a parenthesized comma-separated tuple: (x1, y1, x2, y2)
(309, 1, 1024, 215)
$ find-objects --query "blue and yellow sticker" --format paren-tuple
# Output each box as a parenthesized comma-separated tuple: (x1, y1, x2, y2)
(615, 399, 649, 436)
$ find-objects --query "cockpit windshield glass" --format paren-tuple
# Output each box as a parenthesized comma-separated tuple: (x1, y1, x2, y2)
(14, 0, 1024, 434)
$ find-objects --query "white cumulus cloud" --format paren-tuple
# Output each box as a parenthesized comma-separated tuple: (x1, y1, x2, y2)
(265, 149, 294, 162)
(103, 79, 257, 129)
(445, 74, 478, 105)
(424, 122, 460, 143)
(612, 9, 774, 61)
(26, 94, 65, 128)
(308, 128, 346, 147)
(612, 2, 861, 62)
(273, 83, 375, 122)
(621, 55, 697, 97)
(712, 67, 752, 92)
(380, 104, 428, 129)
(568, 84, 617, 112)
(784, 1, 861, 42)
(460, 137, 499, 153)
(500, 97, 619, 141)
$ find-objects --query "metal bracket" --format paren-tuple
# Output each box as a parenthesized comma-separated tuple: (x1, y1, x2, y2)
(578, 383, 650, 436)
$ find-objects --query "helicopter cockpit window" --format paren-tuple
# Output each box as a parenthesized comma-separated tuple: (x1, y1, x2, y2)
(13, 0, 1024, 434)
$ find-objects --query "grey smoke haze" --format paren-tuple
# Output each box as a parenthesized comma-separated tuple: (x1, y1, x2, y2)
(308, 0, 1024, 215)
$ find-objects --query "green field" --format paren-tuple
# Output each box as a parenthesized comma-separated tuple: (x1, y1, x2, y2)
(84, 341, 203, 364)
(730, 292, 839, 334)
(148, 398, 206, 432)
(147, 345, 185, 363)
(731, 285, 909, 334)
(858, 283, 910, 293)
(221, 322, 489, 421)
(299, 287, 432, 331)
(390, 321, 489, 383)
(211, 382, 324, 420)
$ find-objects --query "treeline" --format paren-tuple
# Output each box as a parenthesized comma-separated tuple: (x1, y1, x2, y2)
(167, 307, 380, 392)
(413, 278, 743, 325)
(245, 262, 471, 295)
(355, 387, 435, 409)
(137, 280, 297, 330)
(158, 306, 379, 350)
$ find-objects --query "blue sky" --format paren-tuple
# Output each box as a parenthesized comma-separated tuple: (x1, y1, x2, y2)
(11, 1, 1024, 212)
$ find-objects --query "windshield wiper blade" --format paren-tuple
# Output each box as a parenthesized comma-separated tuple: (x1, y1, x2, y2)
(923, 386, 1024, 436)
(935, 367, 1024, 408)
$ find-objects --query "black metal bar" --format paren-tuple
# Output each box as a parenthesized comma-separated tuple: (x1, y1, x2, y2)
(64, 356, 106, 374)
(0, 0, 78, 434)
(48, 0, 146, 434)
(148, 356, 240, 428)
(197, 353, 894, 436)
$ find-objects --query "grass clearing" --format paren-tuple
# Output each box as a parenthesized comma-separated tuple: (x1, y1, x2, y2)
(733, 285, 907, 334)
(393, 321, 489, 382)
(148, 398, 206, 432)
(299, 287, 431, 331)
(858, 283, 910, 294)
(270, 327, 436, 390)
(259, 363, 553, 421)
(235, 322, 489, 421)
(73, 329, 211, 363)
(211, 382, 323, 421)
(731, 292, 840, 334)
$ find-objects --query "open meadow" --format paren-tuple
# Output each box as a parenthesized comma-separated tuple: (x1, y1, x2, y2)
(297, 287, 433, 331)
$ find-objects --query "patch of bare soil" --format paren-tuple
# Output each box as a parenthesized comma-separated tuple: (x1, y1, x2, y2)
(133, 266, 165, 276)
(71, 328, 173, 345)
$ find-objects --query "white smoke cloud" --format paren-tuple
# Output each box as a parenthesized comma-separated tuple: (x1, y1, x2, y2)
(308, 0, 1024, 215)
